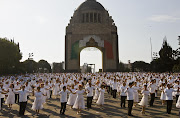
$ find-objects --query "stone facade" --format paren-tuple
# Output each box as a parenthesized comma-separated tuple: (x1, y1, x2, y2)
(65, 0, 119, 72)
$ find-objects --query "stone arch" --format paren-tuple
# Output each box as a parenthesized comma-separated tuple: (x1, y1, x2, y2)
(65, 0, 119, 73)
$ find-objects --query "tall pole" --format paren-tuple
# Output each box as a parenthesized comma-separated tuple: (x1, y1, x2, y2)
(150, 37, 153, 61)
(94, 64, 95, 73)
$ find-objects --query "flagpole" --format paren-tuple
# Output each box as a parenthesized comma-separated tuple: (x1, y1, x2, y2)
(150, 37, 153, 61)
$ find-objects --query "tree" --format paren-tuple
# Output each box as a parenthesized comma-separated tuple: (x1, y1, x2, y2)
(119, 62, 130, 72)
(0, 38, 22, 75)
(37, 60, 52, 73)
(132, 61, 150, 72)
(159, 40, 173, 60)
(151, 40, 174, 72)
(172, 57, 180, 72)
(22, 60, 38, 73)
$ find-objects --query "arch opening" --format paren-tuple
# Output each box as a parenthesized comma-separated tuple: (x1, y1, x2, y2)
(80, 47, 103, 73)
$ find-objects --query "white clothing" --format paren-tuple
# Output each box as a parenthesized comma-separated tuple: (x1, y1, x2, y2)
(148, 84, 156, 93)
(120, 86, 127, 96)
(160, 87, 166, 100)
(32, 92, 43, 110)
(176, 96, 180, 108)
(59, 90, 69, 103)
(18, 90, 30, 102)
(93, 85, 99, 100)
(112, 82, 117, 90)
(133, 86, 139, 102)
(164, 88, 176, 100)
(86, 86, 94, 97)
(67, 89, 77, 105)
(53, 83, 60, 96)
(138, 90, 149, 107)
(125, 87, 134, 100)
(96, 88, 105, 105)
(73, 90, 85, 109)
(5, 88, 15, 105)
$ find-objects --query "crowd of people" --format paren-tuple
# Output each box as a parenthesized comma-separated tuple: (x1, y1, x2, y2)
(0, 72, 180, 116)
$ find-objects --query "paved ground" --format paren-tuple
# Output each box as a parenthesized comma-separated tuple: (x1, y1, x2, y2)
(0, 92, 179, 118)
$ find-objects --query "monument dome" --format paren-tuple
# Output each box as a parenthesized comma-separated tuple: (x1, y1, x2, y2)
(77, 0, 105, 11)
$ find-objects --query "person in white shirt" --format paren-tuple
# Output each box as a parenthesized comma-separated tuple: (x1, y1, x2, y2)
(148, 80, 156, 107)
(86, 82, 94, 109)
(18, 85, 31, 116)
(49, 79, 53, 98)
(106, 78, 111, 94)
(125, 82, 134, 116)
(164, 84, 176, 114)
(174, 80, 180, 103)
(14, 81, 21, 103)
(59, 86, 69, 115)
(120, 82, 127, 108)
(112, 79, 117, 99)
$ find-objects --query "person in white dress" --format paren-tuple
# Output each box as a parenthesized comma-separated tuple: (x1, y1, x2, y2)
(4, 84, 15, 109)
(176, 96, 180, 115)
(67, 84, 77, 108)
(159, 83, 166, 105)
(69, 84, 87, 114)
(96, 85, 105, 109)
(44, 81, 51, 99)
(53, 80, 60, 98)
(93, 82, 100, 101)
(40, 84, 47, 104)
(133, 82, 139, 107)
(32, 87, 46, 115)
(138, 84, 150, 114)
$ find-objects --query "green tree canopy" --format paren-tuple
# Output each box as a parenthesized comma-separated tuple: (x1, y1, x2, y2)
(132, 61, 150, 72)
(23, 60, 38, 73)
(0, 38, 22, 75)
(119, 62, 130, 72)
(159, 40, 173, 60)
(151, 40, 174, 72)
(37, 60, 52, 73)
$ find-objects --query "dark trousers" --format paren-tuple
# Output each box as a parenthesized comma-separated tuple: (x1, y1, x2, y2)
(87, 96, 93, 108)
(112, 89, 117, 98)
(60, 102, 67, 114)
(19, 102, 27, 116)
(15, 94, 19, 103)
(128, 100, 133, 115)
(149, 93, 155, 106)
(107, 86, 110, 94)
(110, 87, 113, 95)
(121, 96, 126, 107)
(176, 95, 179, 103)
(1, 98, 4, 108)
(166, 100, 173, 114)
(27, 96, 29, 100)
(50, 90, 52, 98)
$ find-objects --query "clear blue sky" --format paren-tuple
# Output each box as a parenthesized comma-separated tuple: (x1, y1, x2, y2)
(0, 0, 180, 71)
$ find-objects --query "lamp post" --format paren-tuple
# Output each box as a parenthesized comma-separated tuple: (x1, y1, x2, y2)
(28, 53, 34, 73)
(178, 36, 180, 45)
(28, 53, 34, 60)
(153, 52, 158, 60)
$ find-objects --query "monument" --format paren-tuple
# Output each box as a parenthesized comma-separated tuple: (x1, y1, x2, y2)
(65, 0, 119, 72)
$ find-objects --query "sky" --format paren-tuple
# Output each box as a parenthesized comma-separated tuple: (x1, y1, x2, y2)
(0, 0, 180, 71)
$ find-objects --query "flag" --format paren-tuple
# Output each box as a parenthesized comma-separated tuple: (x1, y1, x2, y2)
(71, 41, 79, 59)
(104, 40, 114, 59)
